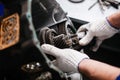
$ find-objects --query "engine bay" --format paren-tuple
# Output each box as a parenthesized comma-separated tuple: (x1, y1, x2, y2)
(0, 0, 120, 80)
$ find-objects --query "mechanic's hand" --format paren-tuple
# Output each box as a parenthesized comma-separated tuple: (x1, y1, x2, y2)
(41, 44, 89, 73)
(77, 19, 119, 51)
(68, 73, 83, 80)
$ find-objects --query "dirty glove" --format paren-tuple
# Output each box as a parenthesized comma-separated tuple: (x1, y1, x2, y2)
(77, 18, 119, 51)
(41, 44, 89, 73)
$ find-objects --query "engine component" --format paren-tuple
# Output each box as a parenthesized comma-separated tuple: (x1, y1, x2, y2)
(39, 27, 82, 50)
(21, 62, 43, 73)
(35, 72, 52, 80)
(0, 13, 20, 50)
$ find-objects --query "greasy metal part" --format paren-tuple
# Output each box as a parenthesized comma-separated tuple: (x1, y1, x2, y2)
(54, 34, 72, 48)
(39, 27, 50, 44)
(88, 0, 120, 12)
(0, 13, 20, 50)
(53, 34, 80, 49)
(39, 27, 71, 48)
(21, 0, 67, 79)
(35, 72, 52, 80)
(39, 27, 80, 49)
(38, 16, 77, 49)
(45, 29, 57, 44)
(105, 0, 120, 9)
(21, 62, 43, 73)
(39, 27, 57, 45)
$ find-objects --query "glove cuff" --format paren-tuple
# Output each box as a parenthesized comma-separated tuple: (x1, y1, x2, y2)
(77, 54, 89, 73)
(77, 58, 89, 73)
(106, 17, 120, 30)
(105, 18, 119, 33)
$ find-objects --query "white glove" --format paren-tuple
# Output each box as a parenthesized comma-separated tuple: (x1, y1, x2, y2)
(68, 73, 83, 80)
(77, 18, 119, 51)
(41, 44, 89, 73)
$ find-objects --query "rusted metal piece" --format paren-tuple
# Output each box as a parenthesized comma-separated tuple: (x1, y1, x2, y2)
(39, 27, 79, 49)
(0, 13, 20, 50)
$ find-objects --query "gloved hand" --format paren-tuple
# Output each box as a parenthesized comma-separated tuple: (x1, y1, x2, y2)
(77, 18, 119, 51)
(41, 44, 89, 73)
(68, 73, 83, 80)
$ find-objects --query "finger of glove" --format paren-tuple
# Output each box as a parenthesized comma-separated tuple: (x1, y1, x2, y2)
(76, 23, 90, 33)
(92, 39, 103, 52)
(76, 26, 87, 33)
(76, 32, 86, 39)
(41, 44, 61, 58)
(79, 31, 94, 46)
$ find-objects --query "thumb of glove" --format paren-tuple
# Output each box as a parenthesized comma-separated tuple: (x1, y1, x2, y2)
(76, 23, 91, 33)
(79, 31, 94, 46)
(41, 44, 61, 58)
